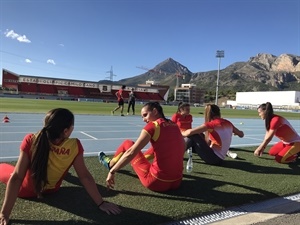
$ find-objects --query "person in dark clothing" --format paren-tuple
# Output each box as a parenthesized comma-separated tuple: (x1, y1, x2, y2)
(127, 88, 136, 115)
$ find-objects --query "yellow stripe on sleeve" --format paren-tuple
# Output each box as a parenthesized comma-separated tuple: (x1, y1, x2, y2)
(152, 121, 160, 141)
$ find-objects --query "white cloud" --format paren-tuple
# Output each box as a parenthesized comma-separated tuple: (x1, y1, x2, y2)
(59, 43, 64, 47)
(25, 59, 32, 63)
(4, 29, 31, 43)
(17, 35, 31, 43)
(47, 59, 56, 65)
(5, 30, 19, 39)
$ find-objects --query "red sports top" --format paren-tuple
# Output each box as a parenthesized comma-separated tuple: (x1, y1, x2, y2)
(270, 115, 300, 144)
(171, 113, 193, 132)
(116, 89, 123, 101)
(143, 118, 185, 181)
(205, 118, 234, 159)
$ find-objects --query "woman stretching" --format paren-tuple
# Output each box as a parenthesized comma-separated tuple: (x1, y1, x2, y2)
(182, 104, 244, 165)
(254, 102, 300, 163)
(99, 102, 185, 192)
(0, 108, 120, 225)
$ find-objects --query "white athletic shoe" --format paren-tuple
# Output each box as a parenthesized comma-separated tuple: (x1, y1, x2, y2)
(227, 150, 238, 159)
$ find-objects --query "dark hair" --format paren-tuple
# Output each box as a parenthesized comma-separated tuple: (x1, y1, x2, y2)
(121, 85, 126, 89)
(177, 102, 190, 113)
(258, 102, 274, 131)
(31, 108, 74, 194)
(204, 104, 221, 122)
(203, 104, 221, 141)
(143, 102, 169, 121)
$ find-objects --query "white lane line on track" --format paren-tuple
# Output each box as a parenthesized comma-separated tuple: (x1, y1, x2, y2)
(75, 130, 139, 133)
(243, 136, 264, 141)
(0, 137, 138, 143)
(80, 131, 98, 140)
(230, 141, 277, 147)
(0, 156, 19, 159)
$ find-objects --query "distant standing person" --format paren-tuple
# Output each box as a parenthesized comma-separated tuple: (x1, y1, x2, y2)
(127, 88, 136, 115)
(112, 85, 126, 116)
(254, 102, 300, 163)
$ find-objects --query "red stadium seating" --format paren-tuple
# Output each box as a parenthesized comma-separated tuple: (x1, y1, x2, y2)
(38, 84, 56, 94)
(18, 83, 37, 94)
(68, 86, 85, 97)
(2, 69, 169, 102)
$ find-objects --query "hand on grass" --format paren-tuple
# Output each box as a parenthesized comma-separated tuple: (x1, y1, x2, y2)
(254, 147, 264, 157)
(0, 213, 9, 225)
(99, 201, 121, 215)
(106, 172, 115, 190)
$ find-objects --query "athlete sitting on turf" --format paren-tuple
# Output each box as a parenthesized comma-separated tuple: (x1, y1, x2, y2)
(99, 101, 185, 192)
(181, 104, 244, 165)
(0, 108, 120, 225)
(254, 102, 300, 163)
(172, 102, 238, 159)
(171, 102, 204, 152)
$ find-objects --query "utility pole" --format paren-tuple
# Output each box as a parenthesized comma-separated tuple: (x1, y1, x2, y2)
(215, 50, 224, 105)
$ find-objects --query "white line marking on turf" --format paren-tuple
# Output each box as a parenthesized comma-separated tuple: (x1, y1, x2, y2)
(80, 131, 98, 140)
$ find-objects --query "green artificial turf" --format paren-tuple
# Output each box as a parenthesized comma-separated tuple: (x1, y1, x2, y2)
(0, 147, 299, 225)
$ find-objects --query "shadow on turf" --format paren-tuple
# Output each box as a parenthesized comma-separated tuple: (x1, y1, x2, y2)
(12, 185, 172, 225)
(165, 175, 279, 204)
(159, 152, 300, 212)
(10, 219, 98, 225)
(225, 148, 300, 173)
(186, 148, 300, 175)
(9, 155, 299, 225)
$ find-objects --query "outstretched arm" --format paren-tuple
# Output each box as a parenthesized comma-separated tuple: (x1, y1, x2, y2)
(0, 151, 29, 224)
(106, 130, 151, 189)
(232, 126, 244, 138)
(73, 154, 121, 215)
(254, 129, 276, 157)
(182, 124, 207, 137)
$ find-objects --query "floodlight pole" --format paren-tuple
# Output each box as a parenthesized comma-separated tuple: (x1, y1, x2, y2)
(215, 50, 224, 105)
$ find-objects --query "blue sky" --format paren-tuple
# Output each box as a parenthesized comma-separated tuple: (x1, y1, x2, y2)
(0, 0, 299, 84)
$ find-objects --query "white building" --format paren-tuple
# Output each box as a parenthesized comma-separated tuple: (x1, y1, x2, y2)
(227, 91, 300, 109)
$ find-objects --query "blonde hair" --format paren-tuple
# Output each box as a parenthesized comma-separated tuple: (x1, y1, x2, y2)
(204, 104, 221, 142)
(204, 104, 221, 122)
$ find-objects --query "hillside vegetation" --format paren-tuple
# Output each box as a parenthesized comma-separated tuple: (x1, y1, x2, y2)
(107, 53, 300, 100)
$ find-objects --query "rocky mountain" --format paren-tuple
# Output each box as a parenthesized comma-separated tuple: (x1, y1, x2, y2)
(109, 53, 300, 93)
